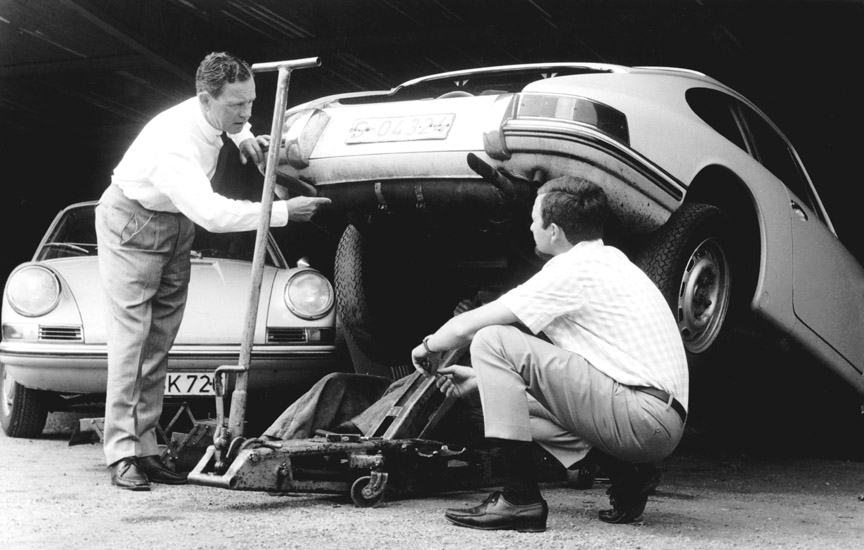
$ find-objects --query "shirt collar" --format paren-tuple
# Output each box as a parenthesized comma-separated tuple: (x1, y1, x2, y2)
(546, 238, 604, 267)
(192, 97, 223, 144)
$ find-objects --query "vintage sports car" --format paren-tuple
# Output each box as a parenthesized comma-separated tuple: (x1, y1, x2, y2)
(272, 62, 864, 396)
(1, 201, 343, 437)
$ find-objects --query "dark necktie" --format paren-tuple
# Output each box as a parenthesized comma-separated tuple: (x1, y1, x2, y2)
(211, 132, 230, 184)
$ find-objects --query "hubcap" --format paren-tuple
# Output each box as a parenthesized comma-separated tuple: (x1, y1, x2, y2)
(677, 237, 731, 354)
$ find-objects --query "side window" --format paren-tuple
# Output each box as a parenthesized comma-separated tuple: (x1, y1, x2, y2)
(686, 88, 748, 152)
(738, 103, 817, 213)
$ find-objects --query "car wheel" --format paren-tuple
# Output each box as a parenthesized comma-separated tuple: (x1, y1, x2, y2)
(0, 363, 49, 437)
(335, 224, 456, 369)
(334, 224, 389, 365)
(635, 202, 732, 357)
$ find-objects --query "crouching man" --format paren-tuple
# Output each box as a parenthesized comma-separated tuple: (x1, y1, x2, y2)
(411, 176, 688, 532)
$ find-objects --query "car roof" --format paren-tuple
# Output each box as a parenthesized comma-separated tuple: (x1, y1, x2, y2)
(395, 62, 721, 89)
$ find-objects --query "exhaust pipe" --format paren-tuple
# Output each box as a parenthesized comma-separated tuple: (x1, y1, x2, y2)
(466, 153, 516, 201)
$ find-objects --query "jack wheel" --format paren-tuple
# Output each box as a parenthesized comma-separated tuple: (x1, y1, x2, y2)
(350, 473, 388, 508)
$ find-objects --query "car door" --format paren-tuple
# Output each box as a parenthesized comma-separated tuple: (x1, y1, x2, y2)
(739, 103, 864, 375)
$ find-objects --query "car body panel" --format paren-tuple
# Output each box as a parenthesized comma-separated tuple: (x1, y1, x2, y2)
(273, 62, 864, 395)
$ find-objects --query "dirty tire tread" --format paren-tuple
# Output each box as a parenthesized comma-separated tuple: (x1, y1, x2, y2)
(635, 203, 725, 298)
(1, 368, 49, 438)
(335, 224, 396, 365)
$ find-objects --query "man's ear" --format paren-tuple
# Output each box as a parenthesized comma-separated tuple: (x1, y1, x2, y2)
(198, 91, 212, 110)
(549, 223, 562, 242)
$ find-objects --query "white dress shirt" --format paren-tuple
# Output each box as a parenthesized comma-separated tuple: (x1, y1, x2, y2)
(499, 239, 689, 408)
(112, 97, 288, 232)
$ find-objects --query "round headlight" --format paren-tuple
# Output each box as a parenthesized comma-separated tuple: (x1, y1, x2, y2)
(283, 270, 334, 320)
(6, 265, 61, 317)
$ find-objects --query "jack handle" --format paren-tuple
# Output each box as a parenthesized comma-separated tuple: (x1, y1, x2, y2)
(225, 57, 322, 440)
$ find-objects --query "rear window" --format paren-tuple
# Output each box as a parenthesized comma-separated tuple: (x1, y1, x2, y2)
(343, 66, 614, 104)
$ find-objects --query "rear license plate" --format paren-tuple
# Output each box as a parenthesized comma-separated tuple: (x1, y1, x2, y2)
(165, 372, 214, 396)
(346, 114, 455, 144)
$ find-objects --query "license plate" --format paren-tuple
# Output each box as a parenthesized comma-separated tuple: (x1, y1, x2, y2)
(165, 372, 214, 396)
(346, 114, 455, 144)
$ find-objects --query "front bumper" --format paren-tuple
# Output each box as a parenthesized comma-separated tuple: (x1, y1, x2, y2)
(0, 342, 342, 394)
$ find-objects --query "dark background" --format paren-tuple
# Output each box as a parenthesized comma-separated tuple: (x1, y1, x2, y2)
(2, 0, 864, 454)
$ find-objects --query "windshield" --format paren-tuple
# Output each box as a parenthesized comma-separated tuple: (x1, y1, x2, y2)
(36, 204, 278, 266)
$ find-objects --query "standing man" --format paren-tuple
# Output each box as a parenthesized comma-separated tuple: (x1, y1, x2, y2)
(96, 51, 330, 491)
(412, 176, 688, 531)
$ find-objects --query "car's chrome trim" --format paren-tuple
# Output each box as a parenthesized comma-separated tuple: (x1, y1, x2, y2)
(0, 342, 336, 360)
(396, 62, 630, 88)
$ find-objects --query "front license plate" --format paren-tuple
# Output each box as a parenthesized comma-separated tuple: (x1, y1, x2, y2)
(165, 372, 214, 396)
(346, 113, 455, 144)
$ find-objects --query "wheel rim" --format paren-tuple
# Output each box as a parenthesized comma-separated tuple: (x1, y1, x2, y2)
(677, 237, 731, 354)
(1, 364, 14, 418)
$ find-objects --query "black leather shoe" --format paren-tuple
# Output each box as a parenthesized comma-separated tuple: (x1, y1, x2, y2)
(138, 455, 188, 485)
(109, 457, 150, 491)
(598, 498, 647, 524)
(598, 463, 661, 524)
(445, 491, 548, 532)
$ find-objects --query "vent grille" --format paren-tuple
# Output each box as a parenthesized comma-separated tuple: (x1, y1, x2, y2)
(39, 326, 83, 341)
(266, 328, 335, 345)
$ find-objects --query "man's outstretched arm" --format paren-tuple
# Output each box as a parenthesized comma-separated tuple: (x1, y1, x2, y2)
(411, 301, 518, 374)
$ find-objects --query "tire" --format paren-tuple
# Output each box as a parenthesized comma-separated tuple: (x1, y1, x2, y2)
(634, 203, 733, 358)
(334, 224, 456, 368)
(334, 224, 383, 363)
(1, 363, 49, 438)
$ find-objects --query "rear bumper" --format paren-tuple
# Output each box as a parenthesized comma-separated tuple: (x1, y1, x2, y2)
(0, 342, 342, 394)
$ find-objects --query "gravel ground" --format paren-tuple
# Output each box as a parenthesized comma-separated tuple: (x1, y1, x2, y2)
(1, 411, 863, 550)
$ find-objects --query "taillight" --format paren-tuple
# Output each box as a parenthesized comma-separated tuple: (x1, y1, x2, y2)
(483, 92, 630, 161)
(482, 94, 517, 160)
(279, 108, 330, 168)
(517, 93, 629, 145)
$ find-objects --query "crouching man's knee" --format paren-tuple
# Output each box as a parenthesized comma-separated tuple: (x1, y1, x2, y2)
(470, 325, 520, 358)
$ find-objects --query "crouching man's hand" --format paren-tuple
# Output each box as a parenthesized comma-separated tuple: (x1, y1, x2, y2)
(412, 339, 442, 376)
(434, 365, 478, 399)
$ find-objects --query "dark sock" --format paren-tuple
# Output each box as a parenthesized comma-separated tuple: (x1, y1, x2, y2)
(490, 438, 542, 505)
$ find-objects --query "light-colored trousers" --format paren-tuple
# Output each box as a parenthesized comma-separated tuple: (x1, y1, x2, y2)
(95, 184, 194, 466)
(471, 325, 684, 467)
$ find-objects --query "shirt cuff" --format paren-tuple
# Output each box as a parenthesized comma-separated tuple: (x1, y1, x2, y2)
(272, 200, 290, 226)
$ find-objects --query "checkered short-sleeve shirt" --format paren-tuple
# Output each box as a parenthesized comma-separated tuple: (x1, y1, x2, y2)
(498, 240, 689, 408)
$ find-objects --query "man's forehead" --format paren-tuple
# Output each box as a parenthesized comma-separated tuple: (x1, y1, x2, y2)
(217, 78, 256, 101)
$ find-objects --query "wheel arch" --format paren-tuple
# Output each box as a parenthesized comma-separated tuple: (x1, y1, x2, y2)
(684, 165, 761, 313)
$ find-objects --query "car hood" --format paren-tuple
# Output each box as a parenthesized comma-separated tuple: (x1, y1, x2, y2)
(50, 257, 276, 344)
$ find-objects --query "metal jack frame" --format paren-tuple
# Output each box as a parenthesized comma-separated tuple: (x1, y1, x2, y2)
(207, 56, 321, 471)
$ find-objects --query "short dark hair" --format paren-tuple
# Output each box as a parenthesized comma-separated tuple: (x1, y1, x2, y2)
(537, 176, 609, 243)
(195, 52, 253, 98)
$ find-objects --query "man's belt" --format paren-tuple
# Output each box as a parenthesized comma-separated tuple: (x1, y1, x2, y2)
(633, 386, 687, 423)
